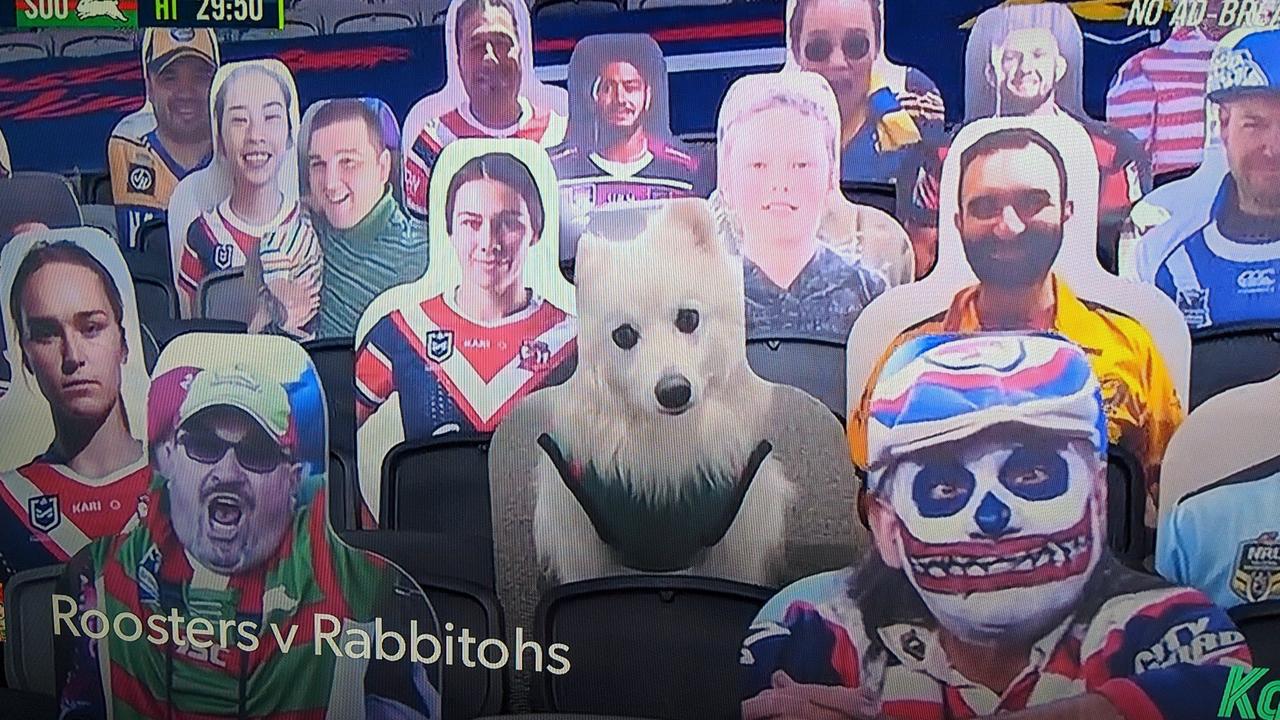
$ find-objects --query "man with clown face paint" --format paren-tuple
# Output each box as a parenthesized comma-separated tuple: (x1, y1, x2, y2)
(741, 333, 1250, 720)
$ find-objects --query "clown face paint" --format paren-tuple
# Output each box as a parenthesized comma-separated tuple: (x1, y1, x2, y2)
(883, 432, 1104, 645)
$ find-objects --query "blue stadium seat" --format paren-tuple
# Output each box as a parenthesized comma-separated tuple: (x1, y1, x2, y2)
(745, 336, 847, 423)
(198, 268, 255, 323)
(122, 246, 178, 326)
(1190, 322, 1280, 409)
(532, 576, 771, 718)
(1106, 445, 1149, 569)
(0, 41, 49, 64)
(1228, 600, 1280, 671)
(305, 338, 359, 532)
(80, 203, 118, 243)
(0, 172, 82, 248)
(381, 438, 494, 566)
(3, 565, 64, 697)
(533, 0, 624, 18)
(841, 180, 897, 216)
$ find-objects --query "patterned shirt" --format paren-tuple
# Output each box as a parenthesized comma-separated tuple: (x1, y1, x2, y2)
(744, 245, 887, 342)
(179, 198, 300, 309)
(108, 111, 212, 249)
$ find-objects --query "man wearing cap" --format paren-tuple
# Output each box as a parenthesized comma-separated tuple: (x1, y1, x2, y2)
(56, 363, 440, 720)
(108, 28, 219, 249)
(851, 126, 1182, 529)
(743, 333, 1249, 720)
(1150, 30, 1280, 333)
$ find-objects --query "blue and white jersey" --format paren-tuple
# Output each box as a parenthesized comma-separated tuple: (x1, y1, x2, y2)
(1156, 453, 1280, 609)
(1153, 178, 1280, 333)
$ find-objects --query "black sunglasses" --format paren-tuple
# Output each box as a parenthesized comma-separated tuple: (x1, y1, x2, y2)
(178, 425, 288, 474)
(803, 31, 873, 64)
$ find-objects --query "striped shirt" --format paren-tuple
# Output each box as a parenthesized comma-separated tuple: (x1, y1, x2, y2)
(316, 191, 428, 339)
(1106, 28, 1217, 176)
(179, 198, 299, 308)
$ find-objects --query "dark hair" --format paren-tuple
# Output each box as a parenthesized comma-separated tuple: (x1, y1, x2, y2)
(957, 127, 1069, 208)
(444, 152, 545, 239)
(9, 240, 126, 355)
(454, 0, 520, 46)
(308, 98, 386, 152)
(789, 0, 883, 57)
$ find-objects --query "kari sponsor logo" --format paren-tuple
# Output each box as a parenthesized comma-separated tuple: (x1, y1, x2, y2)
(1219, 666, 1280, 719)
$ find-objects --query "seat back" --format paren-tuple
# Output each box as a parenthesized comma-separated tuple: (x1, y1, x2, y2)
(79, 203, 118, 242)
(1106, 445, 1148, 567)
(745, 337, 847, 423)
(1190, 324, 1280, 409)
(332, 11, 417, 33)
(0, 173, 82, 247)
(533, 577, 772, 718)
(4, 565, 65, 695)
(0, 41, 49, 63)
(134, 217, 173, 272)
(341, 530, 504, 718)
(199, 268, 255, 323)
(840, 181, 896, 216)
(306, 338, 358, 531)
(382, 439, 494, 557)
(86, 173, 113, 205)
(1229, 600, 1280, 670)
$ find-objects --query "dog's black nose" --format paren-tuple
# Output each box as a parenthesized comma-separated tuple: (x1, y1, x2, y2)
(655, 375, 692, 411)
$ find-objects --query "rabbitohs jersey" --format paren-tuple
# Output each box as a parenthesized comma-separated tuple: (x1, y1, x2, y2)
(0, 458, 150, 585)
(355, 291, 576, 437)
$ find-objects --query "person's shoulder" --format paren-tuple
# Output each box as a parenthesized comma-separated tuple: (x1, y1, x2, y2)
(110, 109, 156, 144)
(756, 568, 856, 626)
(652, 140, 701, 171)
(1178, 454, 1280, 516)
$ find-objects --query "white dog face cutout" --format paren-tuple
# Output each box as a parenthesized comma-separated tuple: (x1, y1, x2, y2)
(400, 0, 568, 219)
(353, 138, 576, 523)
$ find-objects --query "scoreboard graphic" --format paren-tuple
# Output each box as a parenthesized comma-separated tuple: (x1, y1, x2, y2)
(11, 0, 283, 28)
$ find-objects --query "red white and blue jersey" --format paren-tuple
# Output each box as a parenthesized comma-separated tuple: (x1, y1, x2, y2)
(404, 98, 568, 217)
(0, 458, 150, 585)
(1153, 178, 1280, 333)
(178, 198, 300, 307)
(355, 291, 576, 438)
(742, 567, 1251, 720)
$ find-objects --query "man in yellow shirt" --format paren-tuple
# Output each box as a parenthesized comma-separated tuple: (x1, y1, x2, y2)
(850, 126, 1183, 525)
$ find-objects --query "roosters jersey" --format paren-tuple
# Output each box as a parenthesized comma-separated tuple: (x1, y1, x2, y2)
(1153, 179, 1280, 333)
(742, 567, 1250, 720)
(178, 198, 299, 307)
(108, 111, 211, 249)
(0, 457, 150, 585)
(355, 291, 577, 438)
(404, 97, 567, 217)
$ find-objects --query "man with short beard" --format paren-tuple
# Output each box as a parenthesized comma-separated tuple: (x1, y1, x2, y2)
(850, 127, 1182, 528)
(744, 333, 1249, 720)
(1151, 31, 1280, 333)
(108, 29, 219, 249)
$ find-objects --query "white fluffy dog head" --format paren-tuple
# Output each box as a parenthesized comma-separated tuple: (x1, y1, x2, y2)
(574, 198, 748, 420)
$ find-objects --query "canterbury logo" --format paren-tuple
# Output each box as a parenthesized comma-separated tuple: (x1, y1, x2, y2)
(1237, 268, 1276, 290)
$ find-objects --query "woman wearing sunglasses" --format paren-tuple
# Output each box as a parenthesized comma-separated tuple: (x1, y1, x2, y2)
(787, 0, 941, 184)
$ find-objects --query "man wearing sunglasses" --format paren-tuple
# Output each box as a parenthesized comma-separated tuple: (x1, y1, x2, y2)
(787, 0, 943, 185)
(850, 127, 1183, 531)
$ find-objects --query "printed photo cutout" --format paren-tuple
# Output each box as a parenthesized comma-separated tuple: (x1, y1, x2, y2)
(108, 28, 221, 250)
(400, 0, 569, 219)
(552, 33, 713, 266)
(248, 97, 428, 341)
(488, 197, 866, 620)
(0, 228, 149, 591)
(743, 332, 1250, 720)
(167, 58, 302, 319)
(1128, 28, 1280, 337)
(354, 138, 577, 522)
(54, 333, 443, 720)
(714, 71, 910, 344)
(782, 0, 944, 185)
(846, 116, 1190, 530)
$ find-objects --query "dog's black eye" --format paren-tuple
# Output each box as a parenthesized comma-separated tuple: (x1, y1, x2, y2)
(675, 308, 699, 334)
(612, 323, 639, 350)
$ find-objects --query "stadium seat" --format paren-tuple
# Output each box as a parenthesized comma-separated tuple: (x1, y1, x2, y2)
(381, 438, 494, 563)
(1228, 600, 1280, 670)
(3, 564, 64, 696)
(0, 41, 48, 64)
(1153, 166, 1199, 188)
(84, 173, 112, 205)
(0, 172, 82, 247)
(239, 19, 323, 40)
(139, 319, 162, 372)
(54, 31, 135, 58)
(1106, 445, 1149, 569)
(80, 203, 118, 242)
(332, 11, 417, 33)
(122, 248, 178, 325)
(745, 336, 846, 423)
(1096, 218, 1124, 275)
(533, 0, 624, 18)
(341, 530, 505, 718)
(1190, 323, 1280, 409)
(134, 217, 172, 272)
(198, 268, 255, 323)
(532, 576, 772, 718)
(640, 0, 730, 8)
(305, 338, 359, 531)
(142, 318, 249, 357)
(841, 180, 896, 216)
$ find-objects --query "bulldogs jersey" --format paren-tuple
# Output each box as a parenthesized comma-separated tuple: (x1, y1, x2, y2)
(355, 291, 576, 438)
(552, 141, 710, 221)
(178, 198, 300, 308)
(108, 111, 211, 249)
(1154, 179, 1280, 333)
(742, 568, 1250, 720)
(404, 97, 568, 217)
(0, 458, 150, 585)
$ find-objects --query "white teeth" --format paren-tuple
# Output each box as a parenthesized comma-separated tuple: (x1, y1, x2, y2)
(928, 566, 946, 578)
(966, 566, 984, 577)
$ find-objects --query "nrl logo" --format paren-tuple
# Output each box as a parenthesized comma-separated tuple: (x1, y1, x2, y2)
(28, 494, 61, 533)
(426, 329, 455, 363)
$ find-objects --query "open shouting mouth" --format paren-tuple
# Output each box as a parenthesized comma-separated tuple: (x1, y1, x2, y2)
(902, 505, 1093, 595)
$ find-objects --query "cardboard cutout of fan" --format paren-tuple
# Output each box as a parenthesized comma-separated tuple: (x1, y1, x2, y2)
(166, 59, 302, 319)
(400, 0, 568, 219)
(846, 115, 1189, 527)
(53, 333, 443, 719)
(353, 137, 576, 523)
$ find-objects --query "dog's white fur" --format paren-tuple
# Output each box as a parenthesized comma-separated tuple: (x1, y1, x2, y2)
(533, 198, 793, 586)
